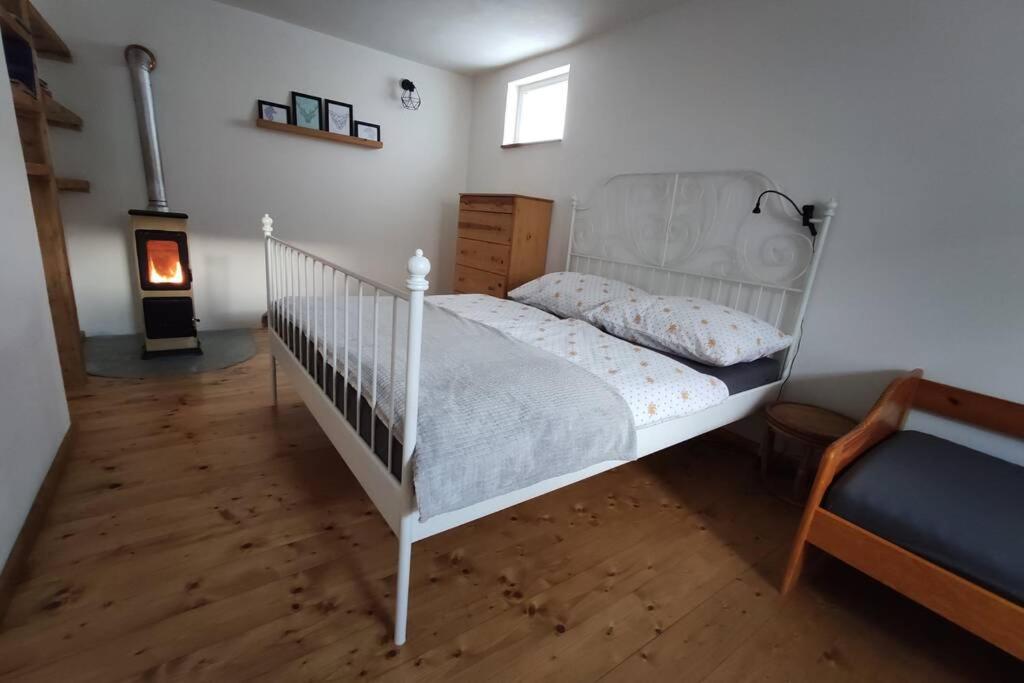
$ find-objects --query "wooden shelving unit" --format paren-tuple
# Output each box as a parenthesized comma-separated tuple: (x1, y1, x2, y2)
(256, 117, 383, 149)
(4, 0, 87, 390)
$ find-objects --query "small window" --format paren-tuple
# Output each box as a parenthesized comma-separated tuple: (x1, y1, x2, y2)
(503, 64, 570, 146)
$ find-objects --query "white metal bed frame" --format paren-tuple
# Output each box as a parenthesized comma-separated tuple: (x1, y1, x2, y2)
(262, 171, 837, 645)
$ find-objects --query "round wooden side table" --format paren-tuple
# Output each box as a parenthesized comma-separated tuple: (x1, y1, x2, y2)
(759, 402, 857, 500)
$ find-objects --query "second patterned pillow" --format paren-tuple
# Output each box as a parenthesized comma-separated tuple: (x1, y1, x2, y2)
(586, 295, 792, 367)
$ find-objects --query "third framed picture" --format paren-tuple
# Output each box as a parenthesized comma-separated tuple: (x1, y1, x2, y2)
(324, 99, 354, 136)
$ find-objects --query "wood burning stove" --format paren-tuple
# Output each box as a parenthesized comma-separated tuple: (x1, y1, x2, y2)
(130, 210, 200, 357)
(125, 45, 201, 358)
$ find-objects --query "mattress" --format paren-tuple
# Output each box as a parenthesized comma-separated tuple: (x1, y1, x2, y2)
(670, 356, 781, 395)
(824, 430, 1024, 605)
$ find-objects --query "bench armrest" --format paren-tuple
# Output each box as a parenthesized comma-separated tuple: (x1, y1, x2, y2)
(806, 369, 923, 510)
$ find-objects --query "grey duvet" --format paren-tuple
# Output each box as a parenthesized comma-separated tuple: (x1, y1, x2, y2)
(287, 297, 637, 519)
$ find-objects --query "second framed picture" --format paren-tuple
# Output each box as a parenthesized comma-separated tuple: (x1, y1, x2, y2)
(291, 91, 323, 130)
(324, 99, 354, 136)
(354, 121, 381, 143)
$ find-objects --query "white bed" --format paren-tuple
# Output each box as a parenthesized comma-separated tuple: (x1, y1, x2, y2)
(261, 170, 837, 644)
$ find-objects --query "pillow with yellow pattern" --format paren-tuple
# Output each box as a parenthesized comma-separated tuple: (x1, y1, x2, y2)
(587, 295, 792, 367)
(507, 272, 646, 320)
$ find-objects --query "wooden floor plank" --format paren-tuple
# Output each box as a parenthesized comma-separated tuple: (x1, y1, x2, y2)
(701, 558, 1022, 683)
(149, 451, 731, 681)
(0, 331, 1019, 681)
(601, 549, 788, 682)
(0, 528, 374, 675)
(374, 487, 789, 683)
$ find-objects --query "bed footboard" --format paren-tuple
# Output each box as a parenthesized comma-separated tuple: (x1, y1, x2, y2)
(262, 215, 428, 645)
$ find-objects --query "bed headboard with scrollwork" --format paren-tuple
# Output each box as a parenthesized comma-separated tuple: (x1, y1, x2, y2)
(567, 171, 836, 378)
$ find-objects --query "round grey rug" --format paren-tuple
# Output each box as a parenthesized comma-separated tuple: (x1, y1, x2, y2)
(84, 329, 257, 379)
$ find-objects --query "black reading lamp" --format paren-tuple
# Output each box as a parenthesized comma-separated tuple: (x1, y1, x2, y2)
(752, 190, 817, 237)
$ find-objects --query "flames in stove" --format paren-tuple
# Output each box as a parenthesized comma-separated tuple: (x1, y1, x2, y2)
(146, 239, 184, 285)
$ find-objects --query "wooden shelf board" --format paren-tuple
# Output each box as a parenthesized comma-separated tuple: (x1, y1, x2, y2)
(256, 118, 383, 149)
(26, 2, 71, 61)
(9, 79, 82, 132)
(55, 177, 89, 193)
(1, 3, 72, 61)
(25, 161, 50, 176)
(10, 80, 40, 113)
(0, 8, 32, 45)
(43, 92, 82, 130)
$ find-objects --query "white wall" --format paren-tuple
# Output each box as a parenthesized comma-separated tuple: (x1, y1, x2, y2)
(467, 0, 1024, 461)
(36, 0, 472, 335)
(0, 51, 72, 570)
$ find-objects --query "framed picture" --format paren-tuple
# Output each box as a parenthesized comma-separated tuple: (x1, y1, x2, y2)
(257, 100, 290, 124)
(291, 92, 323, 130)
(354, 121, 381, 142)
(324, 99, 354, 136)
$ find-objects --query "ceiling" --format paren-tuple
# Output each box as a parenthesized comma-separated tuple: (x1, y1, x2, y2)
(216, 0, 685, 74)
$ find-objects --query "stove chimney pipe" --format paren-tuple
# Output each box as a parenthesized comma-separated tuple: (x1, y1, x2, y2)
(124, 44, 170, 212)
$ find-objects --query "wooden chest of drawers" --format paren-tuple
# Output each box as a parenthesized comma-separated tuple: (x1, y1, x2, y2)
(454, 193, 553, 298)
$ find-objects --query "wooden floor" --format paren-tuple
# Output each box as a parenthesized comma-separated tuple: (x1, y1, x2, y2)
(1, 331, 1020, 682)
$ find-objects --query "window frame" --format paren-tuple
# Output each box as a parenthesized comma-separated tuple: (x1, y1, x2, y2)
(503, 64, 570, 148)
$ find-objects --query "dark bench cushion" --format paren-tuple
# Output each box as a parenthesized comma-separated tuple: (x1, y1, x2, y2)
(824, 430, 1024, 605)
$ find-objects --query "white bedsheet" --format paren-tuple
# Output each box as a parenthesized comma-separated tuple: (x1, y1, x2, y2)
(428, 294, 729, 428)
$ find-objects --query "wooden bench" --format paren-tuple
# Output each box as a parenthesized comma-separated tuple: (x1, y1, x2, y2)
(782, 370, 1024, 660)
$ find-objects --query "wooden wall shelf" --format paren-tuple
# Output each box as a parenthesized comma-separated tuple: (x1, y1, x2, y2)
(1, 2, 70, 60)
(255, 118, 383, 149)
(43, 93, 82, 129)
(0, 9, 31, 45)
(10, 80, 38, 112)
(25, 161, 50, 176)
(25, 1, 70, 61)
(11, 83, 83, 129)
(55, 177, 89, 192)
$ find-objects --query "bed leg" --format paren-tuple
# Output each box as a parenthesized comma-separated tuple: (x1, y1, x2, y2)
(270, 355, 278, 406)
(394, 524, 413, 646)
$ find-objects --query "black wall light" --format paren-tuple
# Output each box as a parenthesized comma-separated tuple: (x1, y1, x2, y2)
(752, 190, 817, 237)
(400, 79, 421, 110)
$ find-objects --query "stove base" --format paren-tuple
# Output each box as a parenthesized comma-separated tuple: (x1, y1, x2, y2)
(141, 341, 203, 359)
